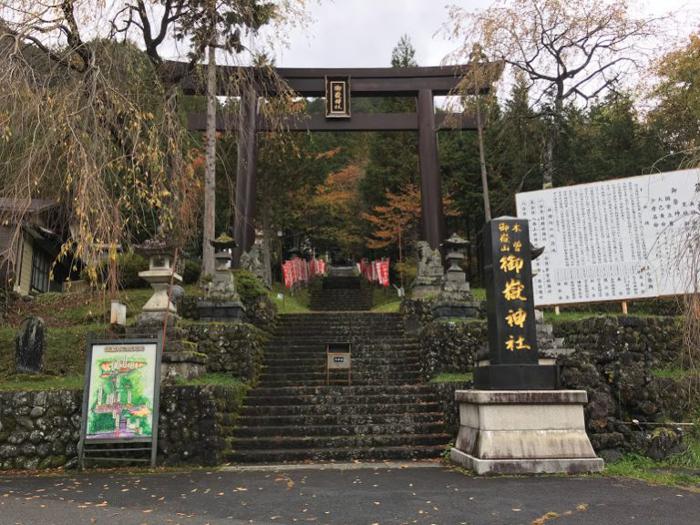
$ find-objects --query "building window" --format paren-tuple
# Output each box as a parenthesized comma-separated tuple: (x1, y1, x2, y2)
(31, 249, 50, 293)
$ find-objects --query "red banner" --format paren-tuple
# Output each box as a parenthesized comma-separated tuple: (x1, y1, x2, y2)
(282, 257, 327, 288)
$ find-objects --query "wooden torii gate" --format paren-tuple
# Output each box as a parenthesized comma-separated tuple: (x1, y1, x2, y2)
(168, 62, 501, 262)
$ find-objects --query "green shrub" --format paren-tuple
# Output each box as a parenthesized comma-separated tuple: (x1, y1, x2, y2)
(80, 252, 149, 289)
(117, 252, 149, 288)
(233, 269, 267, 306)
(181, 258, 201, 284)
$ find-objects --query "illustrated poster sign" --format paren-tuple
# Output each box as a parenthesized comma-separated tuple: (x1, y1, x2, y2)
(85, 342, 160, 442)
(515, 169, 700, 306)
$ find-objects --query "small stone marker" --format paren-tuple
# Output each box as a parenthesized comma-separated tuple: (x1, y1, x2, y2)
(15, 316, 45, 374)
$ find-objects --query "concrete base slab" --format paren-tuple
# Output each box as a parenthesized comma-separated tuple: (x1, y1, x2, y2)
(450, 447, 604, 475)
(451, 389, 604, 475)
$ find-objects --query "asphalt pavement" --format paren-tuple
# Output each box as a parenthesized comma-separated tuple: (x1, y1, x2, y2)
(0, 462, 698, 525)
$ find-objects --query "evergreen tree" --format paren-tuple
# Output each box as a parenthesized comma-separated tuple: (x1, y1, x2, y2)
(360, 35, 419, 209)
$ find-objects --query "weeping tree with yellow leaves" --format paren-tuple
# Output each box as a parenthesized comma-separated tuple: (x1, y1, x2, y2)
(0, 0, 308, 298)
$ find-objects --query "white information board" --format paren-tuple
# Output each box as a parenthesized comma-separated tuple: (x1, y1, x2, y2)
(515, 169, 700, 306)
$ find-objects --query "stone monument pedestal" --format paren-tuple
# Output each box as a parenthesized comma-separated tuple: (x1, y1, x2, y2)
(196, 299, 246, 322)
(450, 390, 604, 475)
(431, 299, 481, 318)
(161, 349, 208, 382)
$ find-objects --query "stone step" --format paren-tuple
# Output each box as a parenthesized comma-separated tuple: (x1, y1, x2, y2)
(263, 352, 421, 362)
(267, 340, 419, 348)
(241, 402, 439, 417)
(258, 372, 423, 384)
(262, 361, 421, 373)
(261, 369, 422, 380)
(263, 358, 422, 367)
(247, 385, 437, 397)
(244, 392, 437, 406)
(277, 312, 403, 324)
(261, 365, 422, 373)
(274, 323, 405, 331)
(227, 444, 446, 463)
(233, 421, 446, 437)
(258, 379, 423, 387)
(270, 335, 416, 341)
(237, 411, 444, 427)
(263, 365, 421, 374)
(267, 339, 419, 347)
(261, 356, 421, 366)
(275, 323, 404, 336)
(232, 432, 451, 451)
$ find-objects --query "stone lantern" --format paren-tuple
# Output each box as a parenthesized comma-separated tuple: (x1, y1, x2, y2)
(196, 233, 246, 321)
(432, 233, 480, 318)
(134, 238, 182, 326)
(442, 233, 470, 295)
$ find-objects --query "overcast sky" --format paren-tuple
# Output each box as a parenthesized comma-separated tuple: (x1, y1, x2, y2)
(262, 0, 699, 69)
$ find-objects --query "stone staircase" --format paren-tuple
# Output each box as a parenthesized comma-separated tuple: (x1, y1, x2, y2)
(229, 312, 450, 463)
(309, 273, 373, 311)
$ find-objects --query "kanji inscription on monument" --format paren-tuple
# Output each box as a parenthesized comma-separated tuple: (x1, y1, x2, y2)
(486, 217, 538, 365)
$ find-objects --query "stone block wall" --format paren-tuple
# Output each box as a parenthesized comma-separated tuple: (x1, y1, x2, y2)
(158, 383, 248, 466)
(429, 381, 472, 436)
(0, 390, 81, 470)
(552, 315, 689, 461)
(416, 311, 692, 461)
(418, 319, 486, 379)
(181, 322, 267, 383)
(0, 384, 247, 471)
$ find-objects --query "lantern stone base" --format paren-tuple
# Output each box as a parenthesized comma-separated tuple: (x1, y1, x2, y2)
(431, 299, 481, 319)
(196, 299, 246, 322)
(160, 350, 208, 383)
(450, 390, 604, 475)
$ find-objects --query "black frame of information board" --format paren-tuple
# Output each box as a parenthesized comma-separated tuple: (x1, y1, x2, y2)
(78, 335, 163, 469)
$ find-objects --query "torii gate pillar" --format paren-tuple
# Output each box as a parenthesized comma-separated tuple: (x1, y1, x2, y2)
(417, 88, 445, 250)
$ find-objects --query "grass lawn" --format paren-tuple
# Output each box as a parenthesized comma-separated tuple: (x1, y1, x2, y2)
(371, 287, 401, 313)
(0, 374, 84, 391)
(651, 367, 700, 380)
(268, 284, 311, 313)
(605, 452, 700, 490)
(0, 323, 105, 379)
(430, 372, 473, 383)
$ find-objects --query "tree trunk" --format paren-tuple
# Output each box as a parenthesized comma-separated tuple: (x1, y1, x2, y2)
(543, 97, 563, 189)
(202, 43, 217, 278)
(542, 122, 556, 189)
(476, 97, 491, 222)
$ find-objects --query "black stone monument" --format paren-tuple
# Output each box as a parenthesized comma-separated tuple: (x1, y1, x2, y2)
(474, 217, 559, 390)
(15, 316, 46, 374)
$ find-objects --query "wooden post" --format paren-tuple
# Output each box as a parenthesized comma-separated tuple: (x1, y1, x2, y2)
(554, 306, 560, 316)
(621, 301, 628, 315)
(417, 88, 445, 250)
(233, 86, 258, 265)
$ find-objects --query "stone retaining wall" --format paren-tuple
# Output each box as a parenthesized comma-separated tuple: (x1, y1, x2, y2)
(429, 381, 472, 436)
(418, 320, 486, 379)
(417, 313, 692, 461)
(181, 322, 267, 383)
(0, 384, 247, 471)
(553, 315, 689, 461)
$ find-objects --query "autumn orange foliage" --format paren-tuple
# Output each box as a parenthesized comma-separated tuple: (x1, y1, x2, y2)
(363, 184, 458, 249)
